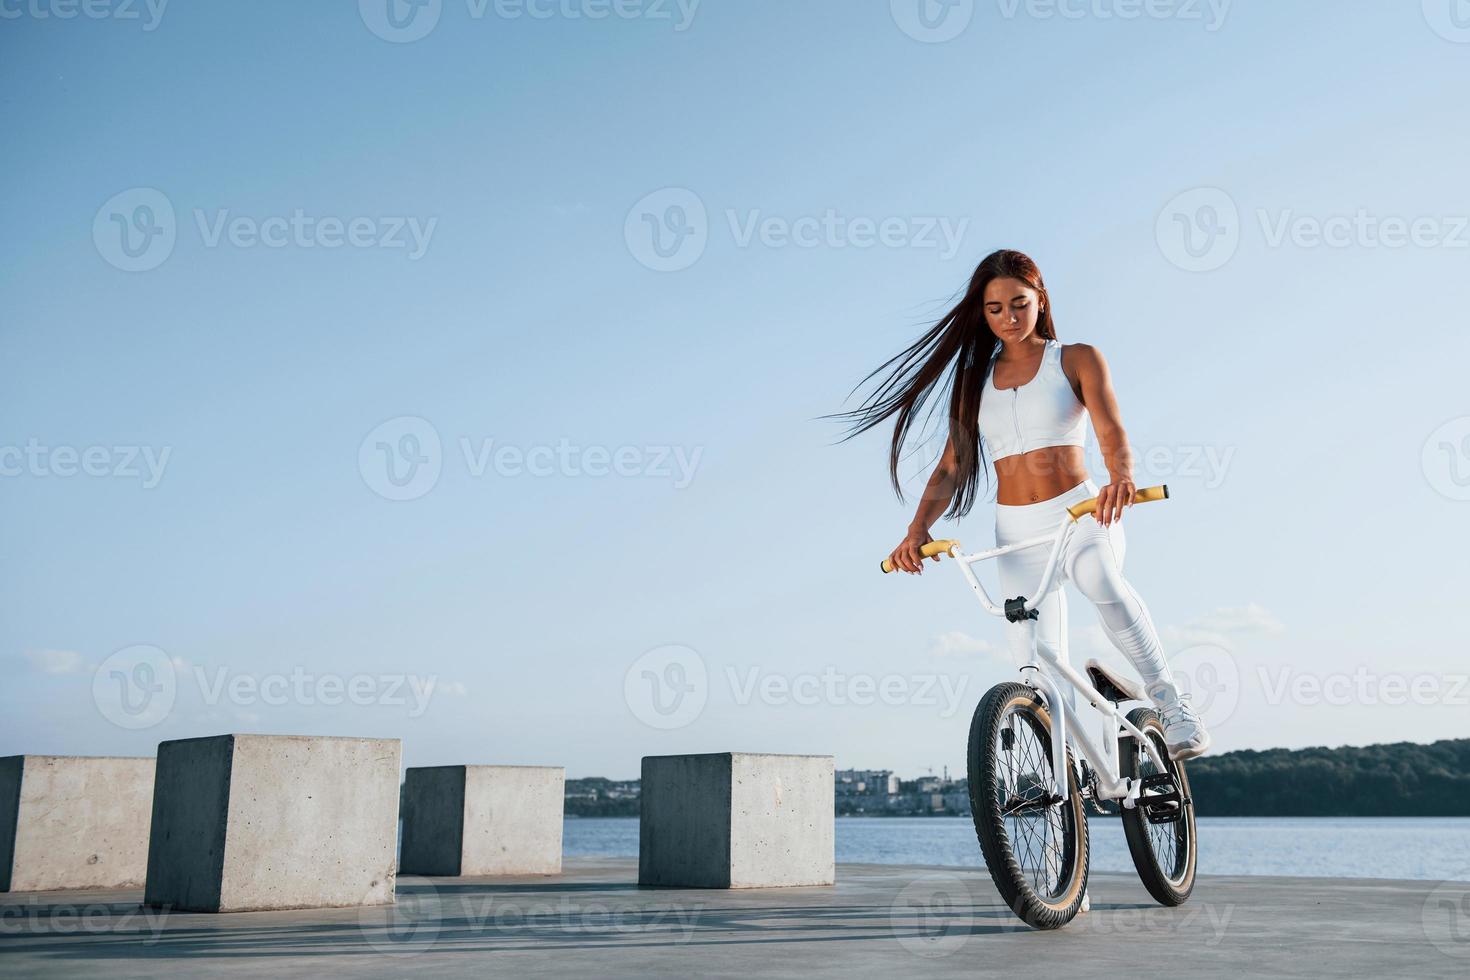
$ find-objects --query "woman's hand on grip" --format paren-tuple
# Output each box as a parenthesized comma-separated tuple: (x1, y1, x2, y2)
(888, 527, 937, 574)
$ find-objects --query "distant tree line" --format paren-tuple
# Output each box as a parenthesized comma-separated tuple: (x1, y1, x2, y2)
(1186, 738, 1470, 816)
(546, 739, 1470, 818)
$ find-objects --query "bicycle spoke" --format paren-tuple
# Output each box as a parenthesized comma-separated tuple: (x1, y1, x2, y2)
(993, 703, 1073, 900)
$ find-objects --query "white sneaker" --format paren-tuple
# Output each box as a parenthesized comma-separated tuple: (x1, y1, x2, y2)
(1079, 890, 1091, 914)
(1147, 682, 1211, 761)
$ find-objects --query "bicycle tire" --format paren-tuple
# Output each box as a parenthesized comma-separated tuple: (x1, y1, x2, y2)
(1119, 706, 1197, 906)
(967, 681, 1089, 929)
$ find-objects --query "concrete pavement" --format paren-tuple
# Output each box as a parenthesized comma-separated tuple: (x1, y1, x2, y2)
(1, 857, 1465, 978)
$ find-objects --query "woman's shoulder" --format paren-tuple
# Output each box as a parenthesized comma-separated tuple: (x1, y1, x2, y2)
(1058, 341, 1106, 367)
(1056, 342, 1108, 388)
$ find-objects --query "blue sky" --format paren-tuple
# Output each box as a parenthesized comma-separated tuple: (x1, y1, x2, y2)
(2, 1, 1468, 779)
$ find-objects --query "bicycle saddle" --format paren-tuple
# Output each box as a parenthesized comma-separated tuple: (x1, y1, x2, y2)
(1085, 658, 1148, 704)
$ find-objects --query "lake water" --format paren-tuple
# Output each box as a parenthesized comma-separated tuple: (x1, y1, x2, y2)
(564, 816, 1470, 881)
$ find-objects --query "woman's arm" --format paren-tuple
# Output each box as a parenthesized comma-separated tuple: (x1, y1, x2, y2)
(1071, 344, 1136, 527)
(887, 436, 958, 573)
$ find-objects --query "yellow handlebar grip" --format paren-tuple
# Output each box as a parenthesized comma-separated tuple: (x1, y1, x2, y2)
(880, 539, 959, 574)
(1066, 484, 1169, 522)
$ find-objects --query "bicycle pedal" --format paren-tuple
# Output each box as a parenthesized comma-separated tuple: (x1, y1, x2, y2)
(1145, 802, 1183, 825)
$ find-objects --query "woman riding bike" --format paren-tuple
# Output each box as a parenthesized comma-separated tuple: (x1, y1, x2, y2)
(838, 249, 1209, 761)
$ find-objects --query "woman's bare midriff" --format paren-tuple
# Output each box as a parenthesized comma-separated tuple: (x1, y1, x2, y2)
(994, 445, 1090, 505)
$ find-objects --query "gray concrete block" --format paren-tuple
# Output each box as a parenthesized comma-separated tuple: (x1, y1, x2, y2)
(639, 752, 834, 888)
(400, 765, 563, 876)
(0, 756, 155, 892)
(144, 734, 400, 912)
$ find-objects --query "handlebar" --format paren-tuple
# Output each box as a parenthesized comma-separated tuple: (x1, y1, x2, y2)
(879, 539, 958, 574)
(878, 485, 1169, 575)
(1065, 484, 1168, 521)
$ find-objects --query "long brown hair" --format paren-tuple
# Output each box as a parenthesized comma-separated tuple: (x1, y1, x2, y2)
(830, 249, 1057, 519)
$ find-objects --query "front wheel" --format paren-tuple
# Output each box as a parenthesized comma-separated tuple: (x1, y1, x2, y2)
(1119, 706, 1197, 905)
(967, 682, 1089, 929)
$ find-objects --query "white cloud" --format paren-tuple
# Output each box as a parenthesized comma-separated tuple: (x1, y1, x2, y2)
(1190, 603, 1284, 635)
(23, 649, 84, 674)
(1161, 625, 1235, 652)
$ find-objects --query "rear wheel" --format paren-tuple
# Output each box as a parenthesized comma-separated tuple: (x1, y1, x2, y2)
(1119, 707, 1197, 905)
(967, 682, 1089, 929)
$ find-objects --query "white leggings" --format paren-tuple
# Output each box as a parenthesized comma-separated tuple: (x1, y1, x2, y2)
(993, 478, 1174, 705)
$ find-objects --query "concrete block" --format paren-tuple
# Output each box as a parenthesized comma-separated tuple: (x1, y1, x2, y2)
(144, 734, 400, 912)
(0, 756, 154, 891)
(400, 765, 564, 876)
(639, 752, 834, 888)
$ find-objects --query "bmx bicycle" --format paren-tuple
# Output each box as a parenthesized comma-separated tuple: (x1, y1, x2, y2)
(881, 484, 1196, 929)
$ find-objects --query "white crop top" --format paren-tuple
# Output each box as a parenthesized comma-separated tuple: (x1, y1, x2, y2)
(977, 339, 1088, 462)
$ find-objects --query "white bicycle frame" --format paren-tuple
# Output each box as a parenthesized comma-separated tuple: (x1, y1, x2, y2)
(944, 515, 1170, 809)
